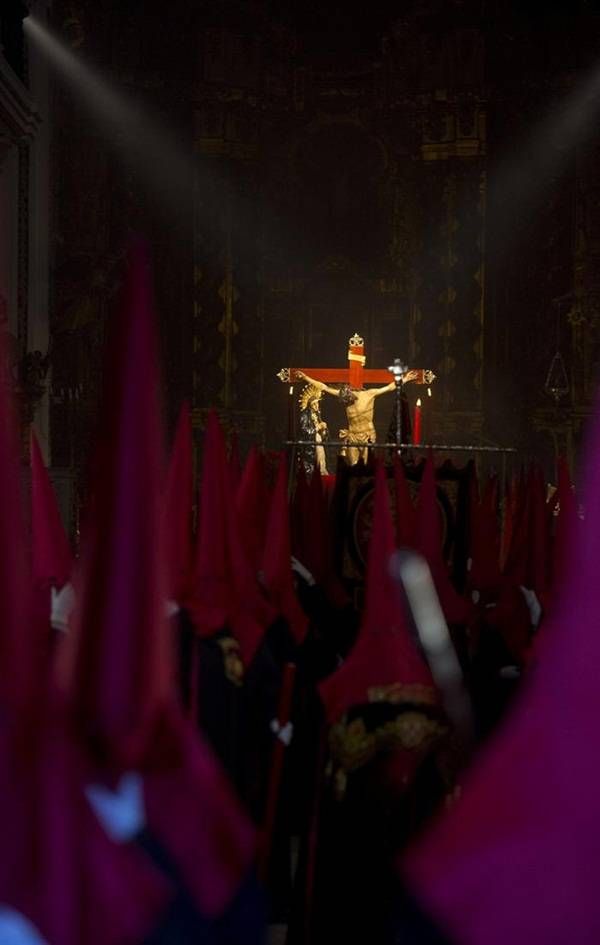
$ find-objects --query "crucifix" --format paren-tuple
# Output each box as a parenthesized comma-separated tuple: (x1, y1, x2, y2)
(278, 334, 435, 464)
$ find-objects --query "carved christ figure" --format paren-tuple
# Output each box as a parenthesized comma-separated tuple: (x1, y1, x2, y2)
(278, 333, 435, 465)
(297, 370, 422, 464)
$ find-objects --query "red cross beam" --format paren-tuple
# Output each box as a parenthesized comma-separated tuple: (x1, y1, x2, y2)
(277, 333, 434, 389)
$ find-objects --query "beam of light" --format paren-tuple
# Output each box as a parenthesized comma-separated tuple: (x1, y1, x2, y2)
(23, 13, 270, 254)
(24, 15, 196, 224)
(488, 63, 600, 256)
(409, 62, 600, 442)
(389, 549, 474, 753)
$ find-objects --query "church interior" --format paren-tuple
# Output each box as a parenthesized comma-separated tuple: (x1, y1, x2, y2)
(1, 2, 600, 943)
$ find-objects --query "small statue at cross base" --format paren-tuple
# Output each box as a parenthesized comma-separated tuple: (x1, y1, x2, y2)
(298, 383, 329, 475)
(297, 368, 426, 465)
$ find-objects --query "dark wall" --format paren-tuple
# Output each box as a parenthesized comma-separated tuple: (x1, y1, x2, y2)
(1, 2, 29, 83)
(48, 0, 600, 476)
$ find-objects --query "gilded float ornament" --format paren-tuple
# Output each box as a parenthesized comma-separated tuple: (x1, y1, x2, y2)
(328, 711, 448, 800)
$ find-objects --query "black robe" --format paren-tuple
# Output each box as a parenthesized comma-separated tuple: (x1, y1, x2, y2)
(387, 389, 412, 446)
(288, 699, 451, 945)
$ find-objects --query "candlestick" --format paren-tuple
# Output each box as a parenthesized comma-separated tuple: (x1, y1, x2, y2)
(413, 398, 422, 445)
(287, 384, 295, 441)
(426, 386, 432, 443)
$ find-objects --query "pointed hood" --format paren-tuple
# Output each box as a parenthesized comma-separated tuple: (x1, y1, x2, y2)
(306, 462, 349, 607)
(0, 279, 168, 945)
(502, 465, 530, 584)
(402, 399, 600, 945)
(63, 239, 172, 771)
(188, 410, 272, 665)
(163, 402, 194, 603)
(500, 473, 518, 570)
(228, 430, 242, 490)
(189, 410, 230, 633)
(262, 453, 308, 644)
(393, 453, 417, 548)
(414, 455, 444, 570)
(0, 714, 169, 945)
(30, 429, 73, 591)
(470, 471, 530, 663)
(319, 461, 436, 724)
(503, 464, 550, 598)
(527, 464, 550, 598)
(141, 702, 256, 918)
(236, 446, 269, 574)
(416, 455, 471, 625)
(551, 457, 578, 588)
(52, 245, 256, 925)
(468, 470, 502, 594)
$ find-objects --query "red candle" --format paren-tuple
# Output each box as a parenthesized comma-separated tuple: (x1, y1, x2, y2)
(412, 398, 422, 445)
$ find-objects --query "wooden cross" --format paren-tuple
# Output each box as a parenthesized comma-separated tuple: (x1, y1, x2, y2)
(277, 333, 434, 389)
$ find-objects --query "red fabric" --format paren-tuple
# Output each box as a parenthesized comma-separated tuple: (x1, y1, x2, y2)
(322, 473, 337, 495)
(503, 465, 550, 599)
(162, 402, 194, 603)
(262, 454, 308, 644)
(528, 464, 550, 598)
(60, 242, 256, 920)
(415, 455, 471, 626)
(299, 464, 348, 607)
(503, 467, 529, 584)
(30, 429, 73, 591)
(402, 394, 600, 945)
(500, 474, 517, 570)
(188, 411, 230, 634)
(393, 454, 416, 548)
(551, 457, 578, 589)
(0, 323, 168, 945)
(63, 240, 173, 771)
(187, 410, 274, 666)
(319, 461, 436, 724)
(236, 446, 269, 574)
(142, 705, 255, 917)
(469, 470, 532, 663)
(228, 431, 242, 490)
(0, 715, 168, 945)
(468, 470, 502, 594)
(348, 340, 365, 389)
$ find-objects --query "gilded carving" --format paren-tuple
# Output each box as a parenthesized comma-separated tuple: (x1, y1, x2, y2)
(216, 636, 244, 687)
(328, 711, 447, 800)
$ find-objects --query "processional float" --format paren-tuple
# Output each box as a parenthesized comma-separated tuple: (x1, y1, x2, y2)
(277, 333, 516, 473)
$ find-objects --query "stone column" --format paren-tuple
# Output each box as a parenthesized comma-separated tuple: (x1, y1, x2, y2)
(0, 5, 44, 452)
(26, 0, 52, 458)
